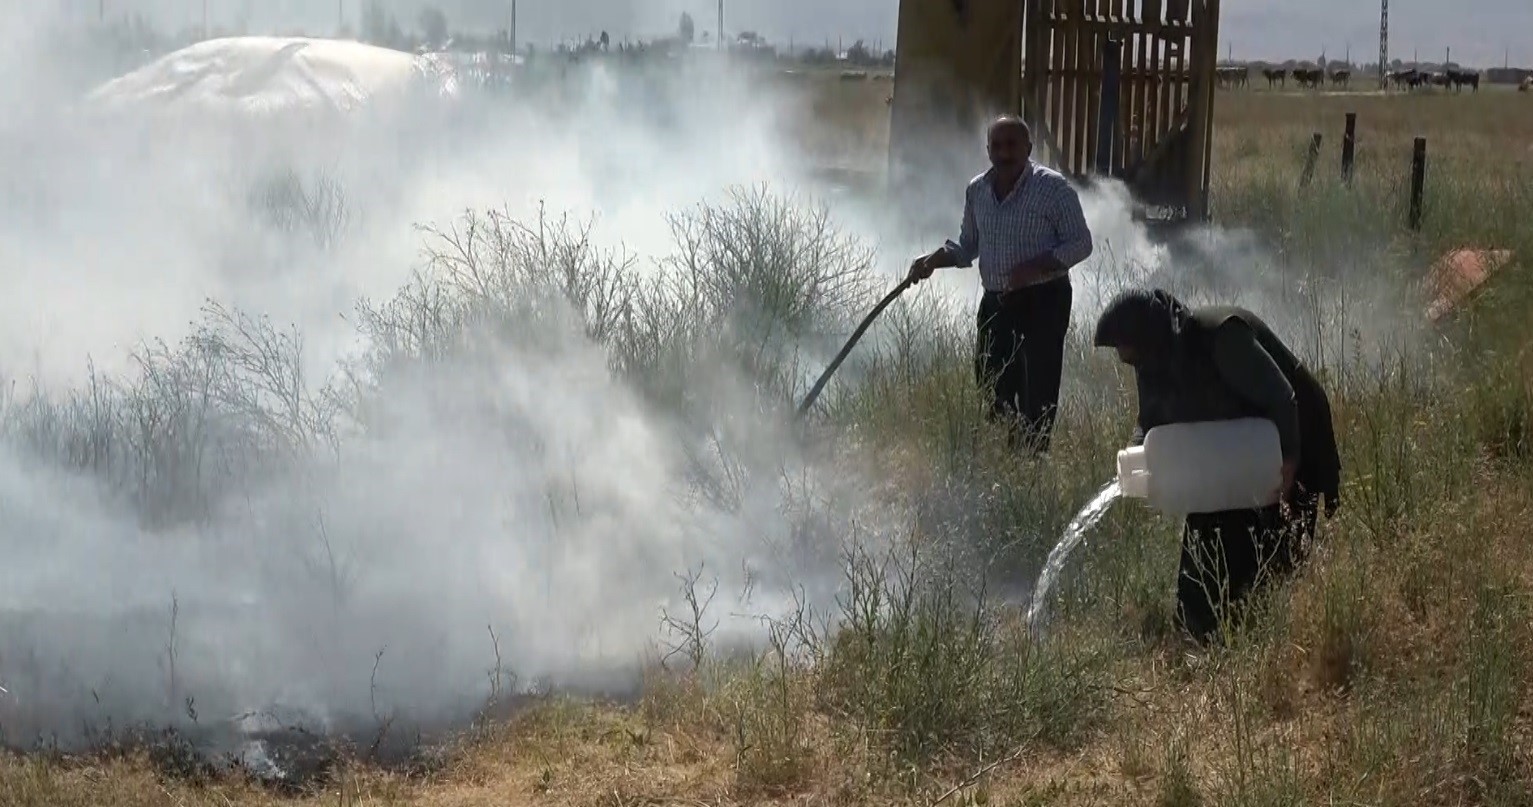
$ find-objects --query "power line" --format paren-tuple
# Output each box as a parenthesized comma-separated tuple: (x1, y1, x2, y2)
(1378, 0, 1388, 87)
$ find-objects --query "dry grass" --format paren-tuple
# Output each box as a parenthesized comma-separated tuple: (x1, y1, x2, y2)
(6, 71, 1533, 806)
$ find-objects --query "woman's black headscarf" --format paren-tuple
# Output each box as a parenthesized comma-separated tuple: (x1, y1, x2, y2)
(1092, 288, 1193, 373)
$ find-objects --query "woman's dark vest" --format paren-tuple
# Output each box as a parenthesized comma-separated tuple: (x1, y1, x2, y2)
(1141, 306, 1341, 500)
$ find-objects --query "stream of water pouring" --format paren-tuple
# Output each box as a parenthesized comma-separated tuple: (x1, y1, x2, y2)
(1024, 480, 1123, 637)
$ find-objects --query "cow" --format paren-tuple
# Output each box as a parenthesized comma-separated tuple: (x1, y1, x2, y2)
(1387, 69, 1425, 91)
(1330, 69, 1351, 89)
(1293, 67, 1325, 89)
(1449, 69, 1480, 92)
(1217, 65, 1249, 89)
(1263, 67, 1287, 89)
(1521, 76, 1532, 93)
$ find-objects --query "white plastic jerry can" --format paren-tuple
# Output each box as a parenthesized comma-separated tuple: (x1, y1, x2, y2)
(1115, 417, 1284, 515)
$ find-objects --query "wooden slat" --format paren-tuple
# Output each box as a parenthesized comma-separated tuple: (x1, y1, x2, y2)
(1061, 2, 1076, 170)
(1108, 0, 1125, 175)
(1170, 0, 1188, 145)
(1038, 1, 1070, 170)
(1118, 4, 1127, 172)
(1172, 42, 1187, 143)
(1073, 0, 1097, 174)
(1049, 2, 1066, 167)
(1147, 1, 1165, 171)
(1190, 0, 1220, 218)
(1054, 0, 1066, 167)
(1172, 13, 1185, 148)
(1130, 0, 1146, 165)
(1033, 0, 1049, 134)
(1058, 1, 1078, 173)
(1022, 0, 1041, 133)
(1157, 36, 1171, 150)
(1113, 0, 1127, 175)
(1018, 0, 1029, 113)
(1142, 0, 1156, 166)
(1049, 0, 1067, 169)
(1029, 0, 1070, 170)
(1084, 0, 1107, 172)
(1066, 1, 1079, 172)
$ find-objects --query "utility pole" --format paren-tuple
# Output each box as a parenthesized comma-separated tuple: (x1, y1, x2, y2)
(1378, 0, 1389, 88)
(202, 0, 208, 39)
(717, 0, 723, 51)
(511, 0, 517, 53)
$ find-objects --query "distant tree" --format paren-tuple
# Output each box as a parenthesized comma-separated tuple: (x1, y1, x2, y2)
(418, 7, 448, 47)
(679, 12, 694, 44)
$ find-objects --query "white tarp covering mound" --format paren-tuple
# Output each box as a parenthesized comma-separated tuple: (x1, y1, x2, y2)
(72, 35, 463, 194)
(83, 36, 458, 124)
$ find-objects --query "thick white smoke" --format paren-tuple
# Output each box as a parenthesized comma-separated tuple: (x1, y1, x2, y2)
(0, 20, 897, 752)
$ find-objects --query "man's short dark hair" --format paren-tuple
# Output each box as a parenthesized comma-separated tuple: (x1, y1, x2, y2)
(987, 115, 1031, 141)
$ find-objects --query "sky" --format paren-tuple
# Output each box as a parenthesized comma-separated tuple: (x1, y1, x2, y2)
(52, 1, 1533, 69)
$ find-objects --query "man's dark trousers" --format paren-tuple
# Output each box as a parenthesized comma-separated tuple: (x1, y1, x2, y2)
(974, 277, 1073, 454)
(1177, 489, 1320, 643)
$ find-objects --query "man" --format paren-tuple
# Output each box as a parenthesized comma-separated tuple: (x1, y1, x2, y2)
(1091, 288, 1342, 643)
(906, 116, 1093, 454)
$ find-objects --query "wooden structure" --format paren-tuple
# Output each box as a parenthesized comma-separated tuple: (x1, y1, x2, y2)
(1022, 0, 1221, 221)
(888, 0, 1222, 224)
(886, 0, 1026, 230)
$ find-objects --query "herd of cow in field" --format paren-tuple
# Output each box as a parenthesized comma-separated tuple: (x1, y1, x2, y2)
(1214, 64, 1498, 92)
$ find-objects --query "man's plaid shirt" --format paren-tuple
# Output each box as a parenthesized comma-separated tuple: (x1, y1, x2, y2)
(941, 160, 1094, 293)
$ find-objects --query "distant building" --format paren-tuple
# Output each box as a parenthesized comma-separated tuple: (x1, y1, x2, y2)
(1485, 68, 1533, 85)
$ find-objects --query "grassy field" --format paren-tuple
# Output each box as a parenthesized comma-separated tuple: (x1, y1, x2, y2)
(4, 75, 1533, 806)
